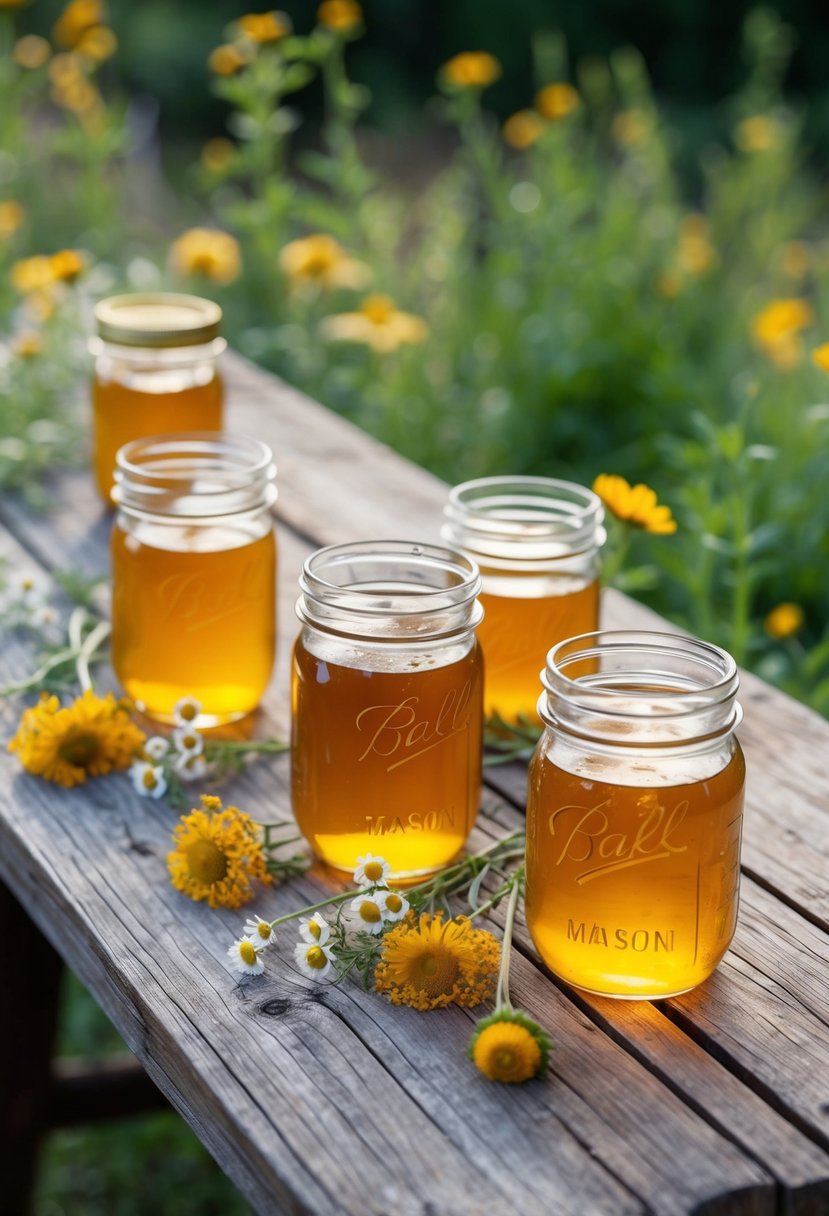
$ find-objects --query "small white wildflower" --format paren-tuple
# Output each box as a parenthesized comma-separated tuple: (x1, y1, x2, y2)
(378, 889, 409, 922)
(31, 604, 59, 628)
(244, 916, 276, 947)
(130, 761, 167, 800)
(293, 941, 335, 979)
(173, 696, 201, 726)
(299, 912, 331, 945)
(173, 726, 203, 757)
(12, 570, 49, 606)
(173, 752, 208, 782)
(354, 853, 391, 888)
(144, 736, 170, 761)
(350, 893, 386, 935)
(227, 938, 265, 976)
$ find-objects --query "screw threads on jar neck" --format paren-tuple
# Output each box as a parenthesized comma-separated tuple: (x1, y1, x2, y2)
(540, 630, 742, 750)
(113, 432, 276, 519)
(296, 540, 483, 642)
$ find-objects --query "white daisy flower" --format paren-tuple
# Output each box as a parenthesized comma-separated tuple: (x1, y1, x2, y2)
(227, 938, 265, 976)
(173, 726, 203, 756)
(173, 696, 202, 726)
(293, 941, 335, 979)
(31, 604, 59, 628)
(299, 912, 331, 945)
(354, 853, 391, 888)
(378, 889, 409, 922)
(130, 761, 167, 800)
(144, 736, 170, 761)
(13, 570, 49, 606)
(350, 893, 386, 935)
(244, 916, 276, 947)
(173, 752, 208, 783)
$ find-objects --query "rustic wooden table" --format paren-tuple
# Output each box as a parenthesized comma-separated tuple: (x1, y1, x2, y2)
(1, 352, 828, 1216)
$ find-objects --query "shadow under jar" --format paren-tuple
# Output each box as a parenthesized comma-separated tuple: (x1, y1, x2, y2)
(442, 477, 605, 724)
(525, 631, 745, 999)
(291, 541, 484, 881)
(111, 433, 277, 727)
(91, 293, 225, 504)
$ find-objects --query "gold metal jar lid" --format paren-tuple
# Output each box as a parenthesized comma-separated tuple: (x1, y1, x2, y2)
(94, 292, 222, 348)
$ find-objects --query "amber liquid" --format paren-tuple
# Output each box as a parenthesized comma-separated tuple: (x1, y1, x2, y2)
(478, 577, 599, 722)
(525, 747, 745, 997)
(111, 521, 275, 725)
(93, 373, 223, 503)
(291, 637, 483, 877)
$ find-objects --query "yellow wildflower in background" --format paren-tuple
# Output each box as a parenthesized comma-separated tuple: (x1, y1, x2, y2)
(53, 0, 105, 48)
(374, 912, 500, 1010)
(0, 201, 25, 240)
(12, 331, 43, 358)
(321, 294, 427, 353)
(11, 255, 55, 294)
(75, 25, 118, 62)
(13, 35, 51, 70)
(237, 11, 291, 43)
(441, 52, 501, 90)
(170, 228, 241, 284)
(8, 690, 146, 789)
(502, 110, 544, 150)
(735, 115, 779, 153)
(536, 82, 580, 121)
(279, 233, 370, 291)
(812, 342, 829, 373)
(317, 1, 363, 33)
(677, 214, 716, 276)
(168, 794, 272, 909)
(208, 43, 249, 76)
(752, 298, 813, 370)
(50, 249, 85, 282)
(593, 474, 677, 535)
(201, 137, 235, 173)
(612, 108, 650, 147)
(764, 603, 804, 640)
(470, 1009, 551, 1084)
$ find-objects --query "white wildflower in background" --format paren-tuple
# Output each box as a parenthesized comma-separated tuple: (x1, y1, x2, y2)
(227, 938, 265, 976)
(31, 604, 59, 628)
(354, 854, 390, 888)
(350, 893, 386, 934)
(173, 696, 201, 725)
(130, 760, 167, 800)
(244, 915, 276, 947)
(299, 912, 330, 945)
(144, 736, 170, 761)
(294, 941, 335, 979)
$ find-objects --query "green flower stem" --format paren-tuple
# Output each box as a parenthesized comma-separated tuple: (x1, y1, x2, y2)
(494, 873, 523, 1011)
(266, 887, 358, 930)
(0, 610, 110, 697)
(76, 618, 111, 692)
(209, 740, 288, 756)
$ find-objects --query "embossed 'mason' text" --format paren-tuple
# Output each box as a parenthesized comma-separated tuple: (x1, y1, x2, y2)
(356, 682, 472, 771)
(365, 808, 456, 836)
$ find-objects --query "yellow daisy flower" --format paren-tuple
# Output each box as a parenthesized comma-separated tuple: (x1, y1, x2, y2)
(237, 11, 291, 43)
(0, 200, 26, 240)
(592, 474, 677, 535)
(441, 52, 501, 90)
(167, 794, 272, 909)
(317, 0, 363, 32)
(535, 82, 580, 121)
(321, 293, 427, 353)
(13, 36, 51, 70)
(764, 602, 804, 640)
(374, 912, 500, 1011)
(208, 43, 250, 76)
(75, 25, 118, 62)
(751, 298, 813, 370)
(53, 0, 105, 49)
(170, 227, 241, 285)
(502, 110, 544, 150)
(11, 255, 55, 295)
(470, 1009, 551, 1084)
(50, 248, 85, 282)
(279, 233, 370, 291)
(8, 689, 146, 789)
(813, 342, 829, 374)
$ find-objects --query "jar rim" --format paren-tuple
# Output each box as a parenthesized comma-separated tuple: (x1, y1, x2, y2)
(113, 431, 276, 519)
(94, 292, 222, 347)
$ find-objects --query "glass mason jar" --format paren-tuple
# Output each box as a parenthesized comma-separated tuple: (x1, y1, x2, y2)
(442, 476, 605, 724)
(525, 630, 746, 999)
(111, 433, 277, 727)
(91, 293, 225, 503)
(291, 541, 485, 880)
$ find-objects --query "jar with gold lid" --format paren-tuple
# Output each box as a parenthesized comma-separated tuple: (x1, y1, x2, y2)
(91, 293, 225, 503)
(111, 432, 276, 728)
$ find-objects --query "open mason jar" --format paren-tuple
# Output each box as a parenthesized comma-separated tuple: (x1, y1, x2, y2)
(525, 630, 745, 999)
(291, 541, 484, 880)
(442, 476, 605, 723)
(91, 293, 225, 503)
(111, 433, 276, 727)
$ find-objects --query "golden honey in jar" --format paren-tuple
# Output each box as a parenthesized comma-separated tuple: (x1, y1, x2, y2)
(91, 293, 224, 503)
(442, 477, 604, 724)
(291, 541, 484, 879)
(525, 630, 746, 999)
(111, 433, 276, 726)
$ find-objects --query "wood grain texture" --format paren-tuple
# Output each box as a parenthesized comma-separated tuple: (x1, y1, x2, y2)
(1, 351, 828, 1214)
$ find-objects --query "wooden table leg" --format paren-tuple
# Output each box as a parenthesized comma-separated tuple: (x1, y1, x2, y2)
(0, 880, 63, 1216)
